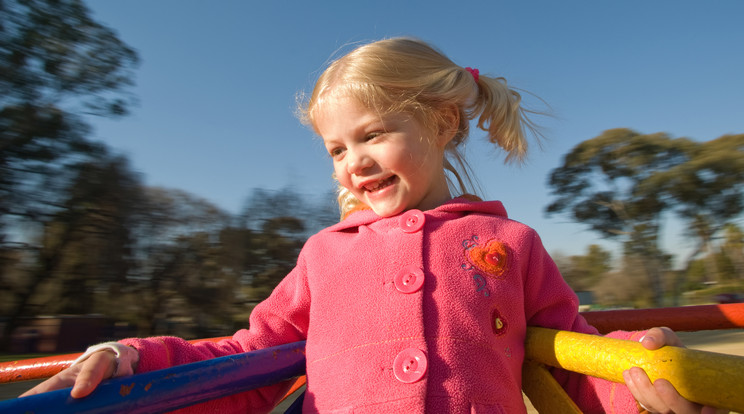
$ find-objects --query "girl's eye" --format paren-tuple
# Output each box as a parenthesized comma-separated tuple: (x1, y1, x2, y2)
(365, 132, 382, 141)
(329, 147, 345, 158)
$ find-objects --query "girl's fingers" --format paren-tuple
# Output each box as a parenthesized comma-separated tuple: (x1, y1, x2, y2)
(20, 350, 118, 399)
(625, 368, 723, 414)
(641, 327, 684, 350)
(624, 367, 671, 413)
(652, 378, 708, 414)
(702, 406, 731, 414)
(70, 351, 117, 398)
(20, 372, 74, 397)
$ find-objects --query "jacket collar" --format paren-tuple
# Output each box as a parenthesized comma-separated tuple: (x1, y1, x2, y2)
(325, 196, 508, 233)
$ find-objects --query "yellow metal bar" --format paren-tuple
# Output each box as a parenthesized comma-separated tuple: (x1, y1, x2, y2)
(522, 360, 582, 414)
(525, 327, 744, 413)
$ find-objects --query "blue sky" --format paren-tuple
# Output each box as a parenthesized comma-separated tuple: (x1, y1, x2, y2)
(85, 1, 744, 263)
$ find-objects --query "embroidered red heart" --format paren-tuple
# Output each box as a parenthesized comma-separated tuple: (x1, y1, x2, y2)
(492, 307, 508, 336)
(466, 239, 509, 279)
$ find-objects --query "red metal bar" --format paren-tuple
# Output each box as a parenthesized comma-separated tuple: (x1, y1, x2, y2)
(4, 304, 743, 384)
(0, 353, 82, 383)
(0, 341, 307, 414)
(581, 303, 744, 334)
(0, 336, 230, 383)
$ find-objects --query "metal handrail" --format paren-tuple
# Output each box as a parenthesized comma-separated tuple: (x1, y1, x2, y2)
(523, 327, 744, 413)
(0, 336, 230, 384)
(582, 303, 744, 333)
(3, 303, 741, 384)
(2, 303, 743, 413)
(0, 341, 306, 414)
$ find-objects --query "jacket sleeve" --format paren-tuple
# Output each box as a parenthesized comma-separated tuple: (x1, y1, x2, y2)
(120, 251, 312, 414)
(521, 230, 642, 414)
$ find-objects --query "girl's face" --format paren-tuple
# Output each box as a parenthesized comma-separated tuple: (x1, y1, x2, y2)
(315, 94, 453, 217)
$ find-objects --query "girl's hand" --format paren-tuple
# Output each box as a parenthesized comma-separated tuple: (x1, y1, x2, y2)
(623, 327, 728, 414)
(20, 349, 117, 399)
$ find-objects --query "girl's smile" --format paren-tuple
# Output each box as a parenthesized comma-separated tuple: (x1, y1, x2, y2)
(315, 95, 453, 217)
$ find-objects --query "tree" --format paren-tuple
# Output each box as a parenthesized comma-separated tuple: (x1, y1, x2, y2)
(238, 216, 306, 303)
(240, 187, 338, 238)
(119, 188, 319, 337)
(0, 0, 138, 237)
(548, 129, 744, 306)
(238, 190, 316, 303)
(0, 0, 138, 348)
(720, 224, 744, 279)
(122, 187, 231, 336)
(546, 129, 693, 306)
(664, 135, 744, 294)
(0, 153, 143, 345)
(43, 155, 142, 314)
(594, 258, 655, 308)
(234, 188, 337, 308)
(556, 244, 612, 292)
(685, 224, 744, 291)
(141, 230, 242, 338)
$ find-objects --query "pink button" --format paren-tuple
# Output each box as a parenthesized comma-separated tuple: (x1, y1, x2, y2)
(393, 348, 427, 383)
(394, 266, 425, 294)
(399, 210, 425, 233)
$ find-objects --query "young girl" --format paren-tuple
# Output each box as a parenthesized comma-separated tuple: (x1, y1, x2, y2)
(23, 37, 718, 414)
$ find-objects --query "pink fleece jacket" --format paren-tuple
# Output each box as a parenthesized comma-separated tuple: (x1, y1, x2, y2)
(122, 198, 643, 413)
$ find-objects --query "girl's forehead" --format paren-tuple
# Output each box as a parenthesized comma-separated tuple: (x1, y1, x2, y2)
(315, 95, 384, 131)
(311, 87, 436, 136)
(312, 92, 373, 124)
(314, 87, 367, 110)
(314, 81, 394, 112)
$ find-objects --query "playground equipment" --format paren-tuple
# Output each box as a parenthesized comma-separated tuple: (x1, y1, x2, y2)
(1, 303, 743, 413)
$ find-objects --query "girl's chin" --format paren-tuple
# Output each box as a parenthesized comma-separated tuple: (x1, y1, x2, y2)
(368, 203, 406, 218)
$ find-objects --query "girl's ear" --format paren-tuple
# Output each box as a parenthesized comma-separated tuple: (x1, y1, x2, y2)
(436, 104, 460, 148)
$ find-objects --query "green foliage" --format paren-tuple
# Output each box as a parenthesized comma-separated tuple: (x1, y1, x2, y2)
(0, 0, 139, 228)
(1, 0, 139, 114)
(681, 280, 744, 306)
(555, 244, 612, 291)
(0, 0, 139, 348)
(685, 260, 709, 290)
(0, 0, 338, 346)
(546, 129, 694, 237)
(547, 129, 744, 306)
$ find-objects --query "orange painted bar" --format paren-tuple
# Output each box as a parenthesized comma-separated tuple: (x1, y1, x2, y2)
(278, 376, 307, 404)
(0, 336, 231, 384)
(4, 304, 743, 384)
(0, 353, 82, 383)
(581, 303, 744, 334)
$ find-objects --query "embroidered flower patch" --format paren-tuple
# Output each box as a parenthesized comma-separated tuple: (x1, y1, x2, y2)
(464, 237, 509, 279)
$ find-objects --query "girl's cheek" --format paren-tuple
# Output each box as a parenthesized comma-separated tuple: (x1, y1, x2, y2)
(335, 168, 352, 188)
(332, 164, 343, 180)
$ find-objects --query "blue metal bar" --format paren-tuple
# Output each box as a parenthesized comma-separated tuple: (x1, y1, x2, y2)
(1, 341, 306, 414)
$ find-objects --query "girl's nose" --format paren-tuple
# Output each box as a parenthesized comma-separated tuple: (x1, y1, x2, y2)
(346, 149, 373, 175)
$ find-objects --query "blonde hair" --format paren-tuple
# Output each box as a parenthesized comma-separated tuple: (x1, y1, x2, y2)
(298, 37, 541, 219)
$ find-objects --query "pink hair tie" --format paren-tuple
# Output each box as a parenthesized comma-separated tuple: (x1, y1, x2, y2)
(465, 67, 479, 83)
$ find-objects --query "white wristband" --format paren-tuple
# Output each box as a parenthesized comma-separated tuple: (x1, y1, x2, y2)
(72, 342, 139, 377)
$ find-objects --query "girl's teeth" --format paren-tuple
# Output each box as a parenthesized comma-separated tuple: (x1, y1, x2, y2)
(366, 177, 393, 191)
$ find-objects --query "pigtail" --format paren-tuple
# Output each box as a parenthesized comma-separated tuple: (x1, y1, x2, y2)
(468, 74, 541, 163)
(337, 184, 363, 220)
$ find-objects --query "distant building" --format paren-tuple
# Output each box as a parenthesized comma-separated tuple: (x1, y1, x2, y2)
(576, 291, 594, 312)
(10, 315, 134, 353)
